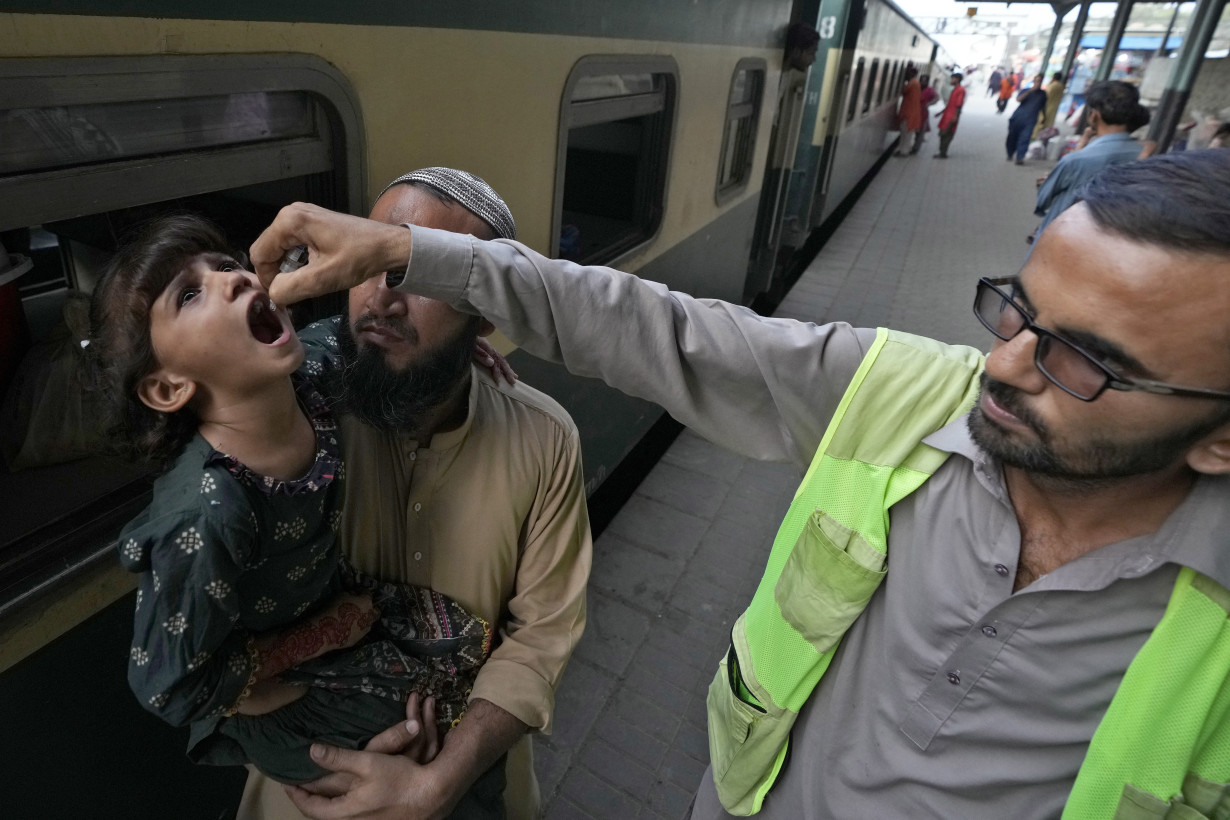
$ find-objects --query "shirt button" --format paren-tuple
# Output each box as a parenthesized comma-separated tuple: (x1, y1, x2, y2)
(981, 625, 998, 638)
(947, 671, 961, 685)
(414, 551, 423, 561)
(409, 452, 417, 461)
(413, 503, 422, 512)
(994, 563, 1010, 577)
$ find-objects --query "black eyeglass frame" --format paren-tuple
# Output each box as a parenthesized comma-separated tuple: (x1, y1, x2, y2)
(974, 276, 1230, 402)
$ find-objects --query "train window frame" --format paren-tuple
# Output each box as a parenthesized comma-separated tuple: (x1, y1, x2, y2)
(847, 57, 866, 123)
(0, 54, 365, 618)
(552, 54, 679, 266)
(876, 60, 891, 106)
(863, 58, 879, 113)
(714, 58, 766, 206)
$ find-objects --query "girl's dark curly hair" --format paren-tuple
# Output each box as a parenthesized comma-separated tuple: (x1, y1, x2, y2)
(89, 214, 237, 468)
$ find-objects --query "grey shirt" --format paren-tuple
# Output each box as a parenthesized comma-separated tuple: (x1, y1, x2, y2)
(400, 226, 1230, 819)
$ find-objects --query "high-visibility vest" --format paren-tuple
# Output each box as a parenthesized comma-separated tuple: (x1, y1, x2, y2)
(707, 327, 1230, 819)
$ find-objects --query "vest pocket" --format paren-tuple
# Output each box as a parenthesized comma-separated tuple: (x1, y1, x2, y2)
(707, 639, 793, 815)
(775, 510, 887, 653)
(1107, 777, 1230, 820)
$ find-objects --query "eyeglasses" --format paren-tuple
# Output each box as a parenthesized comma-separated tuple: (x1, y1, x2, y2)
(973, 277, 1230, 402)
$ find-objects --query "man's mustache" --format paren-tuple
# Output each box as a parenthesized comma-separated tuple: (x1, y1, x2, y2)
(981, 373, 1046, 437)
(353, 313, 417, 345)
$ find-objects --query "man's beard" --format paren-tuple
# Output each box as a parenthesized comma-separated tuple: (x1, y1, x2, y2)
(334, 313, 478, 433)
(967, 373, 1229, 483)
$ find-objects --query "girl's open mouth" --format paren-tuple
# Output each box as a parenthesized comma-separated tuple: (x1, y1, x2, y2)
(247, 294, 286, 344)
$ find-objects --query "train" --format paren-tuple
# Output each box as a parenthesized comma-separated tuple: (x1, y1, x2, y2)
(0, 2, 950, 817)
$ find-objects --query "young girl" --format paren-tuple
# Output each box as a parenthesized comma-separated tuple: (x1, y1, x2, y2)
(91, 214, 493, 784)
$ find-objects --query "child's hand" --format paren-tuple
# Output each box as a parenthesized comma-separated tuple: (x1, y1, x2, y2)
(473, 338, 517, 386)
(329, 592, 381, 650)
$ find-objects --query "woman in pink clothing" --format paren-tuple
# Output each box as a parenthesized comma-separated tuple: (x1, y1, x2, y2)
(895, 65, 923, 156)
(913, 75, 940, 153)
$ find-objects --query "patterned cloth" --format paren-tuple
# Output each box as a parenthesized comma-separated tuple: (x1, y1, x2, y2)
(191, 562, 492, 784)
(283, 562, 493, 727)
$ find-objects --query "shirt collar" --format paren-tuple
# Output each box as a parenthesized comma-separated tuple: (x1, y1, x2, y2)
(1088, 132, 1135, 147)
(923, 414, 1012, 506)
(922, 414, 1230, 589)
(416, 364, 480, 453)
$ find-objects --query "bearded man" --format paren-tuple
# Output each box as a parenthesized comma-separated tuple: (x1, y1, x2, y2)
(239, 168, 591, 820)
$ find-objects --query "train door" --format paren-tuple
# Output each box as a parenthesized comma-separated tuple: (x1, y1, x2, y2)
(744, 4, 815, 304)
(774, 0, 862, 280)
(0, 54, 362, 820)
(800, 0, 869, 232)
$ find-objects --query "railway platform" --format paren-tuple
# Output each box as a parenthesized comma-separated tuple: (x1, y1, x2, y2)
(535, 87, 1068, 819)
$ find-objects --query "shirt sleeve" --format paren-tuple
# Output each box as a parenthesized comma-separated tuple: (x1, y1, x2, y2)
(1035, 157, 1075, 217)
(399, 226, 877, 470)
(468, 411, 591, 733)
(122, 488, 258, 726)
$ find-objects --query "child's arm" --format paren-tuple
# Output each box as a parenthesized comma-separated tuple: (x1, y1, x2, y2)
(251, 591, 379, 680)
(232, 595, 380, 717)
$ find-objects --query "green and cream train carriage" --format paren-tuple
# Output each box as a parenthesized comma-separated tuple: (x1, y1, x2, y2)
(0, 3, 941, 816)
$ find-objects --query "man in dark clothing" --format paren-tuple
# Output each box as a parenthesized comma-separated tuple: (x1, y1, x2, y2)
(1006, 74, 1048, 164)
(988, 67, 1003, 97)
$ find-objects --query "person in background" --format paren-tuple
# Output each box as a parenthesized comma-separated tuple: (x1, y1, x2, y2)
(988, 66, 1004, 97)
(895, 65, 923, 157)
(1034, 71, 1067, 140)
(997, 72, 1014, 113)
(237, 168, 592, 820)
(783, 19, 819, 73)
(933, 71, 966, 159)
(1034, 81, 1151, 238)
(1006, 74, 1048, 164)
(913, 74, 940, 153)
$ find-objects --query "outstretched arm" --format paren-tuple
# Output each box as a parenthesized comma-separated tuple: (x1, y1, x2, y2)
(252, 205, 875, 467)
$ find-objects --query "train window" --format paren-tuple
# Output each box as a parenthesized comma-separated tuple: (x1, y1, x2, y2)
(0, 55, 362, 616)
(554, 55, 678, 265)
(876, 60, 891, 105)
(714, 59, 766, 206)
(864, 59, 879, 113)
(0, 92, 316, 176)
(847, 58, 866, 123)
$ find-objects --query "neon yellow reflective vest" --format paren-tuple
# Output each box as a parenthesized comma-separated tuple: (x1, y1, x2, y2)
(707, 327, 1230, 819)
